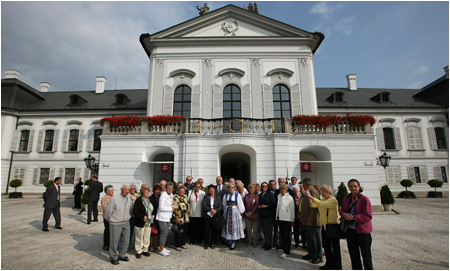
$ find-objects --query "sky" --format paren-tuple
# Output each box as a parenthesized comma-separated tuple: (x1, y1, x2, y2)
(1, 1, 449, 92)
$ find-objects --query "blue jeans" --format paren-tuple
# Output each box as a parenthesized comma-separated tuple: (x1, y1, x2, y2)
(305, 225, 322, 260)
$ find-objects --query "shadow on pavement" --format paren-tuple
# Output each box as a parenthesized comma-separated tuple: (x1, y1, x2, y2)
(71, 233, 110, 263)
(411, 259, 449, 269)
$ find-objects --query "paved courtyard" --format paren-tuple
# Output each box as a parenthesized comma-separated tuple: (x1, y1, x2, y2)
(1, 194, 448, 270)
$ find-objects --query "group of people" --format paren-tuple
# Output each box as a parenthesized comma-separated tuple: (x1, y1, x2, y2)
(42, 174, 373, 269)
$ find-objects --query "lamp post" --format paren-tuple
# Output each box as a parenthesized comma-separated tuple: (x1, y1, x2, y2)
(379, 152, 391, 169)
(84, 154, 99, 175)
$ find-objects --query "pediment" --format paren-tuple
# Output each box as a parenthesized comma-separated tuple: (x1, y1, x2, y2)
(148, 5, 317, 39)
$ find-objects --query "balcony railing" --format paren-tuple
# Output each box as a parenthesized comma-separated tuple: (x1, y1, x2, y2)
(102, 118, 372, 136)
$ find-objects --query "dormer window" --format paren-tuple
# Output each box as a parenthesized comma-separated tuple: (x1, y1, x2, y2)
(371, 92, 391, 103)
(114, 94, 130, 105)
(327, 92, 345, 103)
(68, 94, 87, 106)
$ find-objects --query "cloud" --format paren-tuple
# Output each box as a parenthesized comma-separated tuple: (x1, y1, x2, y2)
(413, 65, 429, 75)
(309, 2, 343, 19)
(335, 16, 356, 36)
(408, 80, 423, 89)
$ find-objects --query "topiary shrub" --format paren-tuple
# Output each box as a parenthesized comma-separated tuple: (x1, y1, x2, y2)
(9, 179, 22, 192)
(81, 179, 93, 205)
(399, 179, 415, 198)
(43, 180, 54, 188)
(380, 185, 395, 205)
(336, 182, 348, 207)
(427, 179, 444, 198)
(398, 191, 416, 198)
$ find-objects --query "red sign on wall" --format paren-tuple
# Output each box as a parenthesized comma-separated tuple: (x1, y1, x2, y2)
(301, 162, 312, 173)
(160, 163, 170, 174)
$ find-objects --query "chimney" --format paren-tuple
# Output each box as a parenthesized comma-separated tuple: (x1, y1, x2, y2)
(346, 74, 357, 91)
(95, 76, 106, 94)
(444, 66, 449, 79)
(40, 82, 50, 92)
(5, 69, 20, 79)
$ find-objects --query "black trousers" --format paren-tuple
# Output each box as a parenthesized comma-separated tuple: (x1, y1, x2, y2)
(204, 216, 218, 246)
(293, 219, 300, 245)
(87, 200, 98, 223)
(345, 229, 373, 270)
(103, 219, 110, 248)
(175, 223, 189, 247)
(260, 216, 273, 247)
(42, 206, 61, 229)
(189, 217, 204, 244)
(279, 220, 292, 254)
(74, 193, 82, 208)
(322, 228, 342, 270)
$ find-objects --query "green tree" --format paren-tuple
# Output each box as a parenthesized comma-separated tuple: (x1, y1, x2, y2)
(336, 182, 348, 207)
(380, 185, 395, 205)
(400, 179, 413, 192)
(43, 180, 54, 188)
(427, 179, 444, 194)
(9, 179, 23, 192)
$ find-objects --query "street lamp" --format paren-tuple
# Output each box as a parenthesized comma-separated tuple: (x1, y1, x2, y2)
(84, 154, 99, 174)
(379, 152, 391, 169)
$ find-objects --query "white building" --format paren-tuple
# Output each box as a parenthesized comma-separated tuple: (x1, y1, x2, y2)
(2, 5, 448, 206)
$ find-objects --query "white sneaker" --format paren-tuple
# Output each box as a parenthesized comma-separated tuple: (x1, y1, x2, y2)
(279, 253, 287, 258)
(159, 250, 169, 256)
(163, 248, 171, 253)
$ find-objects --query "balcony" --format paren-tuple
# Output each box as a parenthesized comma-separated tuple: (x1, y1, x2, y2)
(102, 118, 372, 136)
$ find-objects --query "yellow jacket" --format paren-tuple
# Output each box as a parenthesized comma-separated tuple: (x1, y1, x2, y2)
(310, 197, 340, 230)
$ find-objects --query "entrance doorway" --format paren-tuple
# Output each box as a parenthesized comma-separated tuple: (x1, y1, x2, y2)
(221, 152, 251, 187)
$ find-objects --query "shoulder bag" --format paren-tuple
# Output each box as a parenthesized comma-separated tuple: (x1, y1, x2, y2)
(326, 209, 345, 239)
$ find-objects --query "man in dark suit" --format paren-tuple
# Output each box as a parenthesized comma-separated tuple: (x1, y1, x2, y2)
(42, 177, 63, 231)
(87, 175, 103, 224)
(215, 176, 227, 200)
(73, 177, 83, 209)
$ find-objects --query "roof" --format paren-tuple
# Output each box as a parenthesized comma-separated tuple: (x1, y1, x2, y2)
(317, 87, 446, 109)
(413, 74, 449, 107)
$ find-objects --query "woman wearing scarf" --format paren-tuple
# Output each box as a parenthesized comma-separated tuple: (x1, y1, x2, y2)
(221, 183, 245, 250)
(132, 184, 153, 259)
(173, 186, 190, 251)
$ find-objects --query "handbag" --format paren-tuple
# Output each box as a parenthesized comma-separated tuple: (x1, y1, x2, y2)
(326, 209, 346, 239)
(151, 224, 158, 235)
(339, 216, 349, 234)
(213, 214, 226, 228)
(171, 224, 184, 235)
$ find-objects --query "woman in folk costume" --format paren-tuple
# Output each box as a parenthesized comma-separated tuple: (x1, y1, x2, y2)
(221, 183, 245, 250)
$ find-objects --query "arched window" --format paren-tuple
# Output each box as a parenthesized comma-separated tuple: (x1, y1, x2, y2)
(272, 84, 291, 118)
(44, 130, 55, 152)
(93, 129, 102, 151)
(68, 129, 79, 151)
(173, 85, 191, 118)
(223, 85, 241, 119)
(383, 128, 396, 150)
(19, 130, 30, 151)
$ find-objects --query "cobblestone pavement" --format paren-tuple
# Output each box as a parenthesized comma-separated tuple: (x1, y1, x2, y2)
(1, 195, 448, 270)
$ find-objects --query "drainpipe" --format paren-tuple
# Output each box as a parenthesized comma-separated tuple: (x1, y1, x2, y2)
(6, 151, 15, 194)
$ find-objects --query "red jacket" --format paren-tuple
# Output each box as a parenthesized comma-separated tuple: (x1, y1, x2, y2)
(340, 194, 373, 234)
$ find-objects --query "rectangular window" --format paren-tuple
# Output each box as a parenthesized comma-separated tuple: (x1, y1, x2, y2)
(441, 167, 448, 183)
(39, 168, 50, 184)
(14, 168, 26, 180)
(93, 129, 102, 151)
(68, 129, 79, 151)
(19, 130, 30, 151)
(435, 128, 447, 149)
(414, 167, 422, 183)
(383, 128, 396, 150)
(44, 130, 55, 151)
(64, 168, 75, 184)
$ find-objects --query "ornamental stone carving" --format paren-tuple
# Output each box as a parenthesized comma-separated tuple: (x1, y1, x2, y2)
(196, 3, 209, 15)
(299, 58, 309, 67)
(155, 59, 165, 67)
(250, 58, 260, 66)
(222, 20, 239, 36)
(202, 58, 212, 67)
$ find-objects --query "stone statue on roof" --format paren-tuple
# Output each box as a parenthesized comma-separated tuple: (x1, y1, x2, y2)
(244, 2, 259, 14)
(196, 3, 209, 15)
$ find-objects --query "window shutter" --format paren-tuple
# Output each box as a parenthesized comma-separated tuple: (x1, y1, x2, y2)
(10, 130, 19, 151)
(428, 127, 438, 150)
(61, 130, 68, 152)
(263, 84, 274, 118)
(59, 168, 64, 179)
(376, 128, 385, 150)
(87, 130, 94, 151)
(434, 166, 443, 181)
(407, 167, 415, 181)
(241, 84, 251, 118)
(75, 168, 82, 180)
(50, 168, 56, 180)
(77, 129, 84, 151)
(394, 128, 402, 150)
(36, 130, 44, 152)
(53, 130, 60, 152)
(419, 166, 427, 182)
(13, 168, 20, 179)
(212, 85, 223, 118)
(27, 130, 35, 152)
(446, 128, 449, 149)
(84, 168, 90, 180)
(33, 168, 39, 185)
